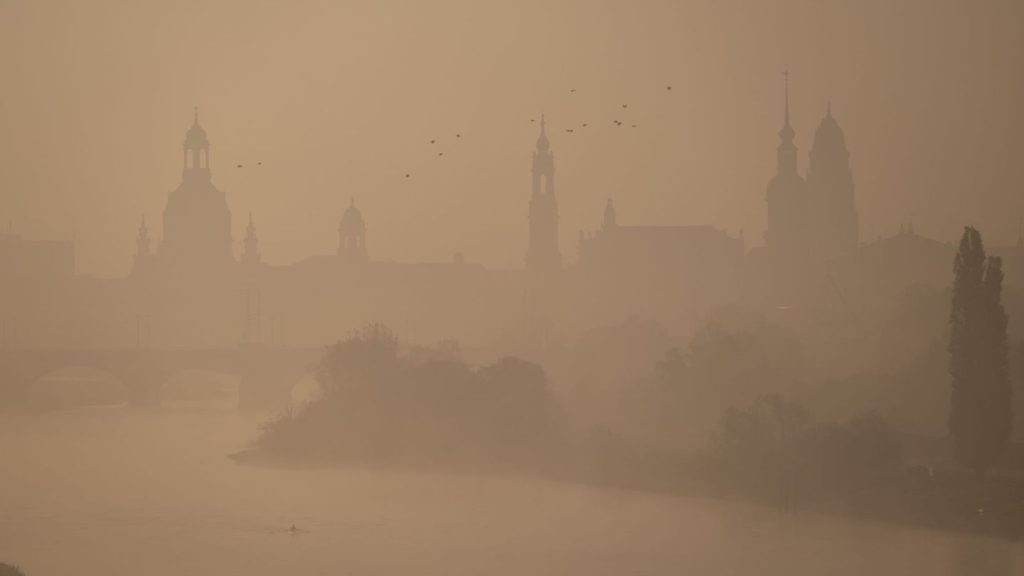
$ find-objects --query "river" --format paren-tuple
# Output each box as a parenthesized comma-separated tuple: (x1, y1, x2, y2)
(0, 405, 1019, 575)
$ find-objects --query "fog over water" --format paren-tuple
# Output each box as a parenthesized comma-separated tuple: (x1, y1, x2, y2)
(0, 402, 1018, 576)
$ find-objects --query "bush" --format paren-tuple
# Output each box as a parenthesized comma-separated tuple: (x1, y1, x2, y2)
(711, 396, 903, 500)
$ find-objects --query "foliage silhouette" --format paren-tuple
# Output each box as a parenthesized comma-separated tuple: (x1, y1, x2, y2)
(949, 227, 1011, 474)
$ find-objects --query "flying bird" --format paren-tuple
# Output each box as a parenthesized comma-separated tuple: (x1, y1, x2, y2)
(430, 139, 436, 144)
(438, 152, 444, 156)
(666, 86, 672, 91)
(570, 89, 576, 93)
(257, 161, 262, 166)
(455, 133, 461, 138)
(236, 164, 243, 168)
(622, 104, 628, 108)
(405, 173, 411, 178)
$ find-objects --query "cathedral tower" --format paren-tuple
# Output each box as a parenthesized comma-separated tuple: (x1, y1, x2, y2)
(525, 115, 562, 327)
(765, 72, 809, 261)
(526, 115, 561, 274)
(807, 102, 858, 257)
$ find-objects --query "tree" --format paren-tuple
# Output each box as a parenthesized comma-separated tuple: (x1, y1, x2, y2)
(316, 323, 399, 393)
(948, 227, 1011, 474)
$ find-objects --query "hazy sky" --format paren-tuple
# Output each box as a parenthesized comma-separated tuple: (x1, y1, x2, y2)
(1, 0, 1022, 277)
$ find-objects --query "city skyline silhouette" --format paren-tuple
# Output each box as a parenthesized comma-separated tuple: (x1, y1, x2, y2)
(2, 2, 1023, 575)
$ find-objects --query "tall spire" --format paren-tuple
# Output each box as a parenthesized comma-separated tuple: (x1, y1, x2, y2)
(775, 70, 797, 175)
(193, 106, 199, 125)
(779, 70, 795, 142)
(536, 113, 550, 152)
(784, 70, 791, 128)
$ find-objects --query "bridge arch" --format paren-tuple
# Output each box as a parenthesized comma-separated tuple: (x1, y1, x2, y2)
(0, 347, 322, 410)
(289, 373, 324, 409)
(159, 368, 241, 410)
(26, 365, 129, 409)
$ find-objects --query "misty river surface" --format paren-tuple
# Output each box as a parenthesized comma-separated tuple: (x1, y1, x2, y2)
(1, 406, 1020, 576)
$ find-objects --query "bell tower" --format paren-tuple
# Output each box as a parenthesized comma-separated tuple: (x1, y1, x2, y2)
(765, 71, 809, 262)
(183, 106, 211, 180)
(338, 198, 368, 264)
(525, 115, 562, 328)
(526, 115, 561, 274)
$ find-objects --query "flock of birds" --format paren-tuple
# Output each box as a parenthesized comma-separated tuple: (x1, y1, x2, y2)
(391, 85, 674, 180)
(231, 85, 675, 181)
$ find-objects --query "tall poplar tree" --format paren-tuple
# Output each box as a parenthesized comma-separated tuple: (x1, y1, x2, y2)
(948, 227, 1011, 475)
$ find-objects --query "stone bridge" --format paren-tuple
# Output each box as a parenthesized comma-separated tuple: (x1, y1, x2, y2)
(0, 345, 324, 410)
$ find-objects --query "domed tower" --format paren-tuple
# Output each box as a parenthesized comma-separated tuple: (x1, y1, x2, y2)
(338, 198, 367, 264)
(765, 72, 809, 262)
(158, 107, 234, 273)
(807, 102, 858, 257)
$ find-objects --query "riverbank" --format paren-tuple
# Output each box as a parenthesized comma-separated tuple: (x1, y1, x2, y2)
(235, 435, 1024, 541)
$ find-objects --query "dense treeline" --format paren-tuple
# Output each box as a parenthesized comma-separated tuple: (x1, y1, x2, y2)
(255, 324, 562, 471)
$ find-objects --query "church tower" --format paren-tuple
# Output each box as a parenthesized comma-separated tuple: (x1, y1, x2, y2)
(525, 115, 562, 327)
(765, 72, 809, 262)
(338, 198, 367, 264)
(158, 108, 234, 273)
(241, 212, 261, 267)
(807, 102, 858, 257)
(526, 115, 561, 274)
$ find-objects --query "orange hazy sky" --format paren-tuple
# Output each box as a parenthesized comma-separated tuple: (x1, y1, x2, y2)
(1, 0, 1022, 277)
